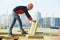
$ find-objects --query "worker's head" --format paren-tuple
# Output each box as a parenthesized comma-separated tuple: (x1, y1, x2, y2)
(27, 3, 33, 10)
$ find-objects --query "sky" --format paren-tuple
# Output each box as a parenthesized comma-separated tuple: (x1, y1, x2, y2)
(0, 0, 60, 17)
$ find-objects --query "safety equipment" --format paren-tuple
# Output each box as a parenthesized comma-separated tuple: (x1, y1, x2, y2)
(28, 3, 33, 9)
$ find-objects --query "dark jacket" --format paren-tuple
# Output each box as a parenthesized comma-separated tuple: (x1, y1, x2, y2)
(13, 6, 33, 21)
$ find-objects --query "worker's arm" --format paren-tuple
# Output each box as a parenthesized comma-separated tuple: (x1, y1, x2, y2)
(24, 8, 33, 21)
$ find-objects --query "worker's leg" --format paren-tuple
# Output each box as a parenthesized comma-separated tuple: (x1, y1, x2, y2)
(9, 11, 17, 35)
(17, 15, 28, 34)
(9, 18, 16, 35)
(17, 15, 24, 32)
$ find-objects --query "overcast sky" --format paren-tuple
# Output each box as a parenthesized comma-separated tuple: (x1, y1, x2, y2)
(0, 0, 60, 17)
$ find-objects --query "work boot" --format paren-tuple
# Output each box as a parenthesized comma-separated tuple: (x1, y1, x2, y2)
(22, 31, 28, 34)
(8, 33, 13, 36)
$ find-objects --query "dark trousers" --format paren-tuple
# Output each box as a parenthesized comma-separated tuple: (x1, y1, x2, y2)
(9, 12, 25, 34)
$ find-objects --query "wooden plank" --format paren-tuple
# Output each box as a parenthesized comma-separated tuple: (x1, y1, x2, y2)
(0, 36, 4, 38)
(44, 36, 58, 40)
(0, 36, 4, 40)
(0, 32, 8, 35)
(2, 35, 19, 40)
(19, 36, 44, 40)
(0, 34, 26, 40)
(27, 36, 43, 39)
(28, 21, 38, 36)
(25, 21, 38, 40)
(2, 37, 14, 40)
(0, 34, 26, 37)
(12, 34, 26, 37)
(19, 38, 43, 40)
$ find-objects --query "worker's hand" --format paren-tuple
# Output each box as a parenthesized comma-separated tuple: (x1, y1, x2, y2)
(32, 20, 36, 22)
(29, 20, 36, 23)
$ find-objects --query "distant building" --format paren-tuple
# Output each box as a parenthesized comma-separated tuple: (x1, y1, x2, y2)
(0, 13, 60, 29)
(55, 18, 60, 27)
(0, 14, 10, 27)
(50, 18, 55, 27)
(42, 17, 51, 28)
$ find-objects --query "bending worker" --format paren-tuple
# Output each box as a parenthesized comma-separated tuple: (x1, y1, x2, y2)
(9, 3, 35, 36)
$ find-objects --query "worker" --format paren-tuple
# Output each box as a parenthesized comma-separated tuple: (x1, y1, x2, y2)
(8, 3, 35, 36)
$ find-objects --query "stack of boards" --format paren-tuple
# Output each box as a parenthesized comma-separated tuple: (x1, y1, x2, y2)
(0, 21, 59, 40)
